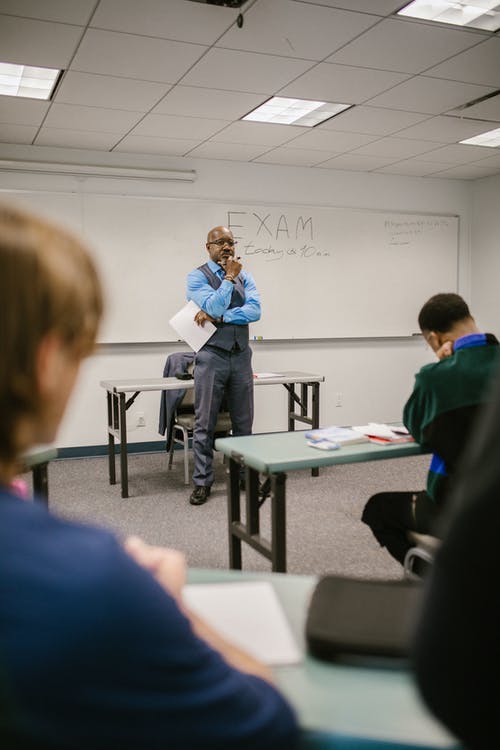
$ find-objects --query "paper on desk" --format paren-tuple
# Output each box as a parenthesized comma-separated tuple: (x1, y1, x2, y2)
(253, 372, 282, 379)
(169, 300, 216, 353)
(183, 581, 301, 666)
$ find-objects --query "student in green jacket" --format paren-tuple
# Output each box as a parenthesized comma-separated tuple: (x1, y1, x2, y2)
(362, 293, 500, 567)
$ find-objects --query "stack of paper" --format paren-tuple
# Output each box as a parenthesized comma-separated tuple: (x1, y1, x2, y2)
(352, 423, 414, 445)
(305, 426, 369, 451)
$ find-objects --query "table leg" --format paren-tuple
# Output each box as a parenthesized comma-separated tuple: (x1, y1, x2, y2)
(271, 472, 287, 573)
(32, 463, 49, 507)
(119, 392, 129, 499)
(246, 466, 260, 535)
(107, 391, 116, 485)
(228, 458, 242, 569)
(312, 381, 320, 477)
(288, 384, 295, 431)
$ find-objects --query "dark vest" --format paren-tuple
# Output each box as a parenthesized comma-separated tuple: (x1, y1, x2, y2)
(198, 263, 249, 351)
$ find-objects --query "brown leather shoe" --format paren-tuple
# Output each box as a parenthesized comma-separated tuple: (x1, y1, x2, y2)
(189, 485, 211, 505)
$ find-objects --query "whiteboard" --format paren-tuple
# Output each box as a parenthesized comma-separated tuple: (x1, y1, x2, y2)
(2, 189, 459, 342)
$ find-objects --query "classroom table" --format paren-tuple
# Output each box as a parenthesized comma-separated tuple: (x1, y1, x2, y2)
(214, 430, 426, 573)
(22, 444, 58, 506)
(187, 568, 458, 750)
(100, 371, 324, 498)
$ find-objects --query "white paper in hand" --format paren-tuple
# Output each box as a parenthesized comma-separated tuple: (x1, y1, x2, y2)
(169, 300, 216, 353)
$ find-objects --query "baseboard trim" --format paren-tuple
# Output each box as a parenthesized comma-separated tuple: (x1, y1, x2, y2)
(57, 441, 167, 459)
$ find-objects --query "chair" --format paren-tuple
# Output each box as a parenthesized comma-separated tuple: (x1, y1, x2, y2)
(167, 365, 232, 485)
(404, 532, 440, 581)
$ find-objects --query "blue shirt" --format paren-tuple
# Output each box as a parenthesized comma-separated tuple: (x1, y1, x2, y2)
(0, 490, 298, 749)
(187, 259, 261, 324)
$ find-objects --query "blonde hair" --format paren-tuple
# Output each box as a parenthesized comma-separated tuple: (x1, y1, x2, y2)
(0, 203, 103, 462)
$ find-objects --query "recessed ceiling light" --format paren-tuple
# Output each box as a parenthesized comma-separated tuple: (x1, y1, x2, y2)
(242, 97, 352, 127)
(0, 62, 61, 100)
(460, 127, 500, 146)
(397, 1, 500, 31)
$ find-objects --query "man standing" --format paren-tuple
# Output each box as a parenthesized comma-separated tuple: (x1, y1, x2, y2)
(186, 225, 261, 505)
(362, 293, 500, 567)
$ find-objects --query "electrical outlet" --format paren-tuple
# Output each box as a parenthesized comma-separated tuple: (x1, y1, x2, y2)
(335, 392, 343, 407)
(136, 412, 146, 427)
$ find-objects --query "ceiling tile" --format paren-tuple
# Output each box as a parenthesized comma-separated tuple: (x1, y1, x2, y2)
(474, 153, 500, 168)
(352, 136, 442, 158)
(71, 29, 207, 84)
(420, 143, 495, 164)
(430, 164, 500, 179)
(327, 18, 480, 74)
(284, 128, 378, 152)
(293, 0, 404, 13)
(114, 134, 200, 155)
(253, 146, 339, 166)
(0, 14, 83, 67)
(395, 115, 500, 143)
(425, 38, 500, 88)
(0, 123, 37, 143)
(152, 86, 266, 120)
(187, 142, 267, 161)
(317, 153, 397, 170)
(91, 0, 237, 45)
(34, 128, 121, 149)
(280, 63, 409, 103)
(55, 72, 169, 112)
(375, 159, 454, 176)
(0, 0, 95, 24)
(0, 98, 49, 125)
(320, 105, 430, 135)
(210, 121, 304, 146)
(217, 0, 379, 61)
(130, 113, 228, 140)
(44, 103, 142, 133)
(181, 48, 313, 94)
(366, 76, 495, 114)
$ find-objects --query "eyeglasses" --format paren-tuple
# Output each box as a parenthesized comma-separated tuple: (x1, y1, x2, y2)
(208, 239, 238, 247)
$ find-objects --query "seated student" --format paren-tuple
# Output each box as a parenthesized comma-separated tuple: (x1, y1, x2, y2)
(0, 204, 298, 750)
(362, 293, 500, 567)
(413, 367, 500, 749)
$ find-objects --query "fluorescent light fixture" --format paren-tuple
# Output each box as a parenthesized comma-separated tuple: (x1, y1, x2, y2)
(0, 160, 197, 182)
(242, 97, 352, 127)
(0, 62, 61, 99)
(460, 127, 500, 146)
(397, 1, 500, 31)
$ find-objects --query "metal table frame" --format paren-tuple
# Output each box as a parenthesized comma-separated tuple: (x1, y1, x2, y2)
(215, 431, 426, 573)
(101, 371, 324, 498)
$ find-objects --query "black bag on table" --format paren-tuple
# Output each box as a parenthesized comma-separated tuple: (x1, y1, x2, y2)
(305, 575, 423, 663)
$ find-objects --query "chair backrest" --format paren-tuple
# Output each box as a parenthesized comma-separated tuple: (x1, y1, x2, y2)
(177, 363, 195, 410)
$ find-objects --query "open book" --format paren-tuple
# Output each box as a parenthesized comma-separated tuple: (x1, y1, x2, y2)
(352, 423, 415, 445)
(305, 426, 369, 451)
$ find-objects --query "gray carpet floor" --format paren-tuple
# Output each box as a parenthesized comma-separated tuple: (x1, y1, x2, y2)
(35, 448, 430, 579)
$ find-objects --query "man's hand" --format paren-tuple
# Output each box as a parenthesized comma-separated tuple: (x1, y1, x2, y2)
(435, 341, 453, 360)
(194, 310, 216, 327)
(124, 536, 186, 602)
(224, 257, 242, 280)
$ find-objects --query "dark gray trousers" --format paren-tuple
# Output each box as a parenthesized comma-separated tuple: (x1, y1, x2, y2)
(192, 344, 253, 486)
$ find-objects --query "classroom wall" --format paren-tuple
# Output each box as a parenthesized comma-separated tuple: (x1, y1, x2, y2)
(0, 146, 473, 450)
(470, 174, 500, 334)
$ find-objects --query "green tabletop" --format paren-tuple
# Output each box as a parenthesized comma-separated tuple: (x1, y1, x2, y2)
(188, 569, 456, 748)
(215, 430, 425, 474)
